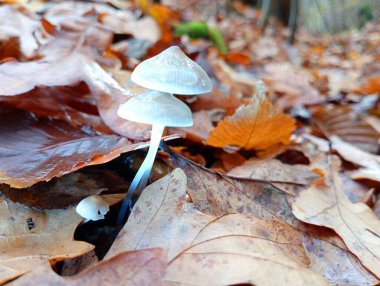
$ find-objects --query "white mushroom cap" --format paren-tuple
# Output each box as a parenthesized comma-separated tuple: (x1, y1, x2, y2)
(76, 195, 110, 221)
(131, 46, 212, 95)
(117, 90, 193, 127)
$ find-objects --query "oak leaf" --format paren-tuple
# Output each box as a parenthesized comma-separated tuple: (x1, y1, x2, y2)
(167, 149, 379, 283)
(0, 195, 93, 284)
(292, 157, 380, 278)
(206, 81, 295, 151)
(106, 169, 328, 285)
(11, 249, 166, 286)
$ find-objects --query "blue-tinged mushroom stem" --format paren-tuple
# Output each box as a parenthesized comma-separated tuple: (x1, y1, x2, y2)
(117, 124, 165, 224)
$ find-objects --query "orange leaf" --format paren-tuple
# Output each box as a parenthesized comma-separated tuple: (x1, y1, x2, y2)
(206, 81, 295, 151)
(358, 76, 380, 95)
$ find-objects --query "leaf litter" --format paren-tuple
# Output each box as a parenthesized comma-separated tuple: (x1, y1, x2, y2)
(0, 0, 379, 285)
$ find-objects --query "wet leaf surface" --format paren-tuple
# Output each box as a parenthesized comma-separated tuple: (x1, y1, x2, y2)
(0, 109, 138, 188)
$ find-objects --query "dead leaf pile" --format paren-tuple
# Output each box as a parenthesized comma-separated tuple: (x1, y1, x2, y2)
(0, 0, 379, 285)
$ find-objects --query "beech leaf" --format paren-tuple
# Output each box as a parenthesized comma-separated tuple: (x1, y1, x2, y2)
(0, 110, 139, 188)
(206, 81, 295, 151)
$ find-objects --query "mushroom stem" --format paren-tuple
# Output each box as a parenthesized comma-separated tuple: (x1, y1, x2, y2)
(117, 124, 165, 224)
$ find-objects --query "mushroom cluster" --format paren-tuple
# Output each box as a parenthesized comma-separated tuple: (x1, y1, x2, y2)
(117, 46, 212, 223)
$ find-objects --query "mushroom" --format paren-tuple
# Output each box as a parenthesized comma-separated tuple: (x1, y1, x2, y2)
(116, 90, 193, 223)
(131, 45, 212, 95)
(76, 195, 110, 222)
(117, 46, 212, 224)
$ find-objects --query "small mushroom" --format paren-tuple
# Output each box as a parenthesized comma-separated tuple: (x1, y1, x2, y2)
(116, 90, 192, 223)
(131, 45, 212, 95)
(76, 195, 110, 222)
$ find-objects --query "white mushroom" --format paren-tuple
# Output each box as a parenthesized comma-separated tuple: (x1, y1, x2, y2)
(76, 195, 110, 221)
(116, 90, 192, 223)
(131, 46, 212, 95)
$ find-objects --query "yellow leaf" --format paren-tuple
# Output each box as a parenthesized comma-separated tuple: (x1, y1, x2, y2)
(206, 81, 295, 150)
(292, 156, 380, 279)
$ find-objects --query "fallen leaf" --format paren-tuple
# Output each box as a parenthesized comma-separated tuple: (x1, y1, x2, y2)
(164, 145, 299, 225)
(107, 169, 328, 285)
(217, 152, 246, 172)
(303, 236, 379, 285)
(211, 59, 256, 96)
(169, 109, 218, 142)
(261, 63, 323, 109)
(0, 85, 112, 134)
(292, 156, 380, 278)
(11, 248, 166, 286)
(357, 76, 380, 95)
(206, 81, 295, 151)
(60, 250, 98, 276)
(1, 168, 130, 209)
(330, 136, 380, 169)
(0, 19, 150, 140)
(0, 195, 93, 284)
(349, 168, 380, 183)
(0, 5, 45, 58)
(312, 105, 380, 154)
(0, 109, 139, 188)
(95, 70, 151, 140)
(189, 86, 242, 115)
(228, 158, 319, 185)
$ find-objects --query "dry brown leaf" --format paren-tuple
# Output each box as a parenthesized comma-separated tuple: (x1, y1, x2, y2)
(106, 169, 328, 285)
(165, 145, 296, 223)
(303, 236, 379, 285)
(94, 69, 151, 140)
(0, 85, 112, 134)
(349, 168, 380, 183)
(190, 86, 242, 115)
(261, 63, 323, 109)
(0, 109, 140, 188)
(0, 21, 150, 140)
(312, 105, 380, 154)
(228, 158, 319, 185)
(166, 148, 378, 283)
(211, 59, 256, 96)
(0, 5, 45, 58)
(0, 195, 93, 284)
(331, 136, 380, 169)
(1, 168, 130, 209)
(169, 109, 217, 143)
(358, 76, 380, 95)
(206, 82, 295, 151)
(292, 157, 380, 278)
(11, 249, 166, 286)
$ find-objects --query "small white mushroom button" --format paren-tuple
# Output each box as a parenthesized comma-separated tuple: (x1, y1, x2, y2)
(76, 195, 110, 221)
